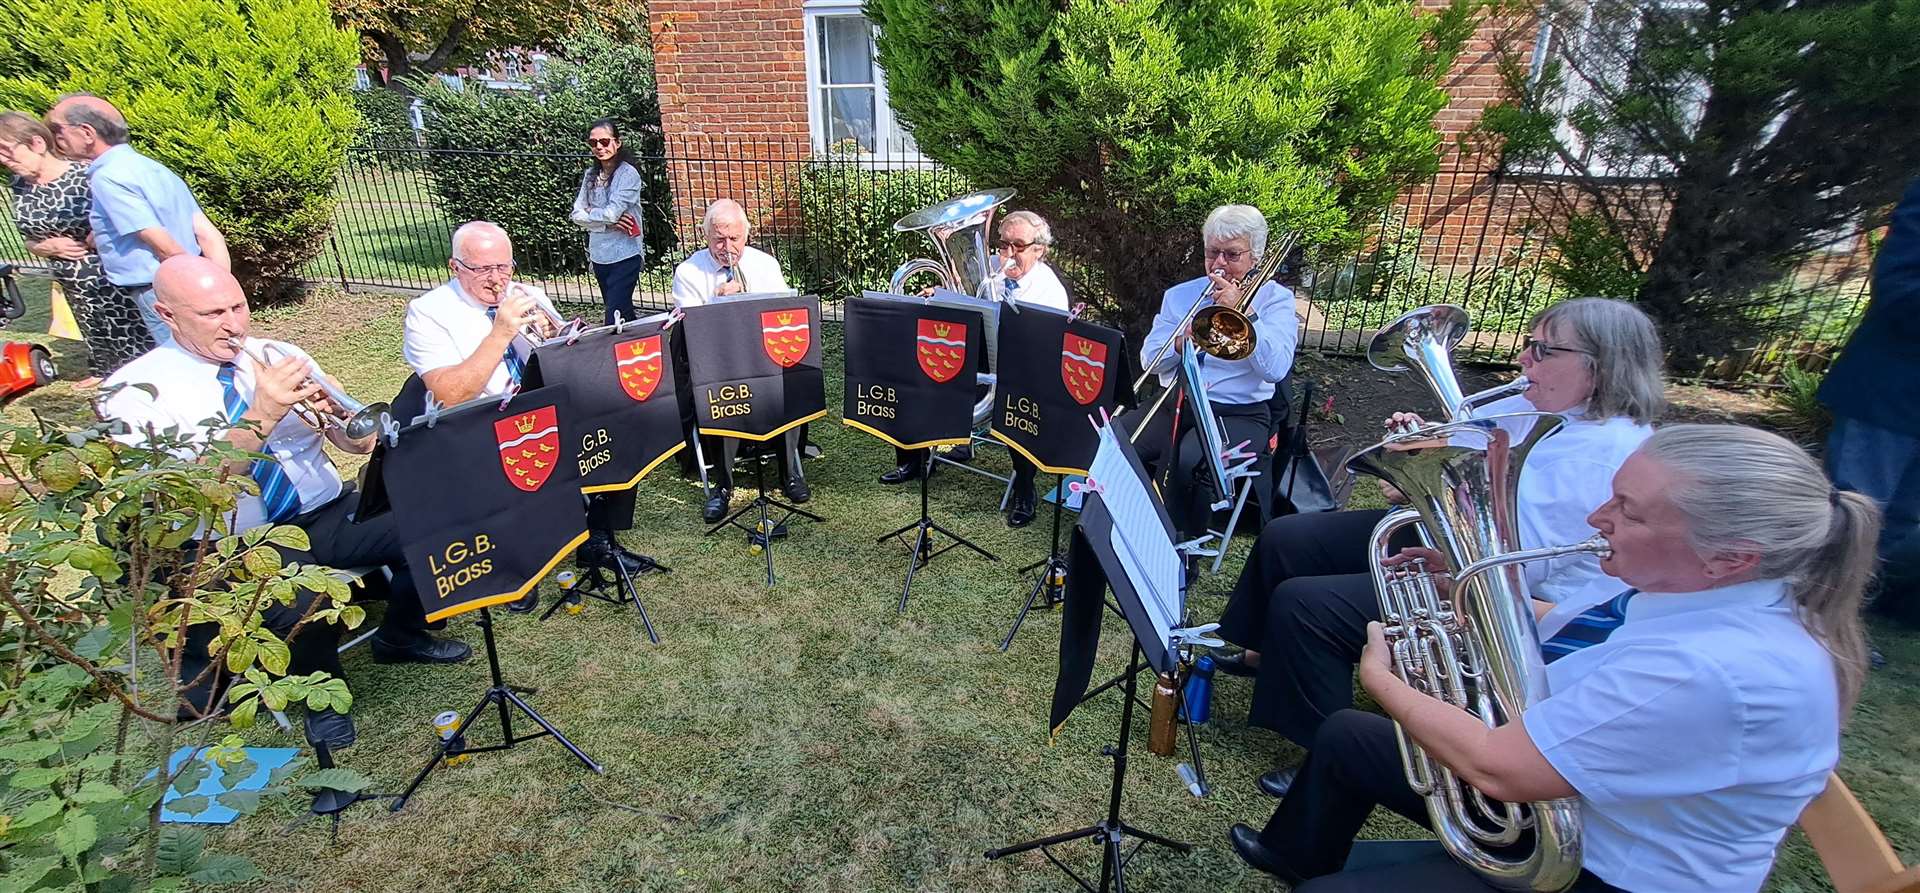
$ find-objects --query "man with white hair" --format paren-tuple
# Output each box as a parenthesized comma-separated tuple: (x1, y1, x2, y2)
(403, 222, 653, 595)
(668, 199, 808, 523)
(882, 209, 1070, 529)
(1131, 204, 1297, 546)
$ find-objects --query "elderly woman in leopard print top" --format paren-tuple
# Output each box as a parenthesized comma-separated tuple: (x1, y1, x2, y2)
(0, 110, 152, 383)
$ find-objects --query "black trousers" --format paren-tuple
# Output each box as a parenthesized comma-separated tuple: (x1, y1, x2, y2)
(585, 488, 636, 531)
(591, 254, 644, 326)
(178, 488, 429, 714)
(1261, 710, 1620, 892)
(1215, 508, 1393, 745)
(1119, 395, 1271, 541)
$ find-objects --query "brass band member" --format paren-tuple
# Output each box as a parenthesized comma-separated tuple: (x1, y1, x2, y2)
(100, 256, 471, 750)
(1125, 204, 1296, 542)
(881, 210, 1069, 529)
(669, 199, 809, 523)
(1214, 298, 1664, 798)
(1232, 425, 1876, 892)
(402, 221, 653, 597)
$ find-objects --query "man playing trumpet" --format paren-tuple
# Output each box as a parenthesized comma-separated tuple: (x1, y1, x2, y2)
(403, 221, 655, 591)
(99, 256, 471, 750)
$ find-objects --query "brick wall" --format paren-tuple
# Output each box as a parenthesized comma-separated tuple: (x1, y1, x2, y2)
(650, 0, 812, 235)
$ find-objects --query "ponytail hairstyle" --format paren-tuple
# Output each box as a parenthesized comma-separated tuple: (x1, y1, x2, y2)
(584, 118, 637, 177)
(1640, 424, 1880, 715)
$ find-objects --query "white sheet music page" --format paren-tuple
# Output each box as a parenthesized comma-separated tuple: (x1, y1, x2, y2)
(1090, 424, 1182, 648)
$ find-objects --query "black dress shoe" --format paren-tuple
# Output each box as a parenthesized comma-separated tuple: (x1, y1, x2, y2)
(783, 476, 812, 504)
(579, 535, 661, 577)
(1007, 488, 1036, 528)
(370, 633, 473, 665)
(1229, 823, 1301, 883)
(506, 590, 540, 614)
(703, 489, 733, 523)
(946, 443, 973, 463)
(1258, 765, 1298, 799)
(304, 707, 357, 750)
(879, 462, 920, 485)
(1212, 651, 1258, 678)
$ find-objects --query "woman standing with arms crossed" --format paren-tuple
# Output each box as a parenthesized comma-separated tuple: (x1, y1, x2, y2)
(570, 118, 646, 325)
(0, 111, 153, 384)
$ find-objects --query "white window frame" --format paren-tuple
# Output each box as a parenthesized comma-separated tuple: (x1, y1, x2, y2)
(1523, 0, 1707, 180)
(802, 0, 924, 165)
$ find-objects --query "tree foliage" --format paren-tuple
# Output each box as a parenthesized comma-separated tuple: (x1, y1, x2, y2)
(869, 0, 1474, 338)
(412, 26, 674, 275)
(335, 0, 644, 89)
(1475, 0, 1920, 369)
(0, 0, 360, 297)
(0, 404, 366, 889)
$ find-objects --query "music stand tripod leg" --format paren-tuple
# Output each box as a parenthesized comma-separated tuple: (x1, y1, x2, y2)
(1001, 479, 1068, 651)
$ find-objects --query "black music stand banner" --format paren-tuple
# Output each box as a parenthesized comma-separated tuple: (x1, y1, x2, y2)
(381, 385, 589, 622)
(524, 320, 685, 493)
(990, 309, 1136, 476)
(840, 295, 984, 449)
(683, 294, 827, 441)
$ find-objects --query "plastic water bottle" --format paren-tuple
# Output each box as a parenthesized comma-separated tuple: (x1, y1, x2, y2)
(1181, 655, 1215, 726)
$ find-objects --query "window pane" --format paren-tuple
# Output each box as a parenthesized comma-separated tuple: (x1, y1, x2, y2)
(822, 86, 877, 152)
(820, 16, 875, 86)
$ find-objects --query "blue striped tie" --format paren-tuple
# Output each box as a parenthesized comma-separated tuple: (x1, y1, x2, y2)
(1541, 588, 1637, 663)
(216, 363, 302, 524)
(485, 306, 525, 384)
(1005, 277, 1020, 303)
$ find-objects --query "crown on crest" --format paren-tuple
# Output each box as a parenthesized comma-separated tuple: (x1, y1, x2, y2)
(514, 414, 537, 434)
(1075, 339, 1092, 355)
(777, 311, 795, 325)
(933, 323, 952, 338)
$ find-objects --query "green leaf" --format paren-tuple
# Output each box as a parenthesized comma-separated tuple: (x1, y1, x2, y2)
(10, 795, 63, 829)
(154, 825, 205, 876)
(262, 525, 310, 551)
(166, 794, 211, 816)
(298, 768, 371, 793)
(227, 698, 259, 730)
(0, 738, 60, 762)
(0, 855, 61, 892)
(66, 782, 124, 805)
(253, 635, 291, 676)
(186, 854, 260, 884)
(52, 809, 96, 860)
(170, 758, 212, 796)
(213, 789, 262, 816)
(11, 766, 63, 789)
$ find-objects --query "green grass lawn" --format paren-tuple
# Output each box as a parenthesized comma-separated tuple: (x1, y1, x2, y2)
(2, 282, 1913, 892)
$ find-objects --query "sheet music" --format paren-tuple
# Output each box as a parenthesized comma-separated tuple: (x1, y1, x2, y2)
(1178, 343, 1236, 506)
(1089, 425, 1182, 648)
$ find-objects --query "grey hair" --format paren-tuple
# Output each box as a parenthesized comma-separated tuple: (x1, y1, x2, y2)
(450, 220, 509, 259)
(703, 199, 747, 234)
(999, 210, 1054, 246)
(1531, 297, 1666, 424)
(1641, 424, 1878, 715)
(53, 92, 128, 145)
(1202, 205, 1268, 260)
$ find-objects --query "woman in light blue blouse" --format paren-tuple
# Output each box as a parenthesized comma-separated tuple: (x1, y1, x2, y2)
(570, 118, 646, 325)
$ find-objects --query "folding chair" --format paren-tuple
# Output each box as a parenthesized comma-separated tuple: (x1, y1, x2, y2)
(1799, 772, 1920, 893)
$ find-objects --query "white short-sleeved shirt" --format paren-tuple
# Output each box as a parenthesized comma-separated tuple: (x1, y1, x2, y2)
(1477, 394, 1653, 602)
(1525, 577, 1839, 893)
(670, 246, 790, 308)
(403, 279, 559, 401)
(100, 340, 343, 533)
(1140, 277, 1298, 405)
(982, 260, 1071, 313)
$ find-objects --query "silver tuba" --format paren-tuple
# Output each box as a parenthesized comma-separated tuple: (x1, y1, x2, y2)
(1368, 304, 1530, 423)
(889, 188, 1017, 427)
(1346, 306, 1605, 892)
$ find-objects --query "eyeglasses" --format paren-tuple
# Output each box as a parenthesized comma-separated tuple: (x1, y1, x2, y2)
(996, 239, 1039, 252)
(1521, 334, 1591, 361)
(587, 137, 616, 148)
(1204, 247, 1249, 263)
(453, 257, 517, 276)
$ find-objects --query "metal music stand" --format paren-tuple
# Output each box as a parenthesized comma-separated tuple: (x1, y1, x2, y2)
(540, 538, 666, 644)
(1000, 476, 1069, 651)
(881, 449, 998, 614)
(390, 607, 604, 811)
(705, 446, 823, 588)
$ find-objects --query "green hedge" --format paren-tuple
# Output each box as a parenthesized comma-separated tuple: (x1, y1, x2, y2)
(785, 156, 972, 298)
(0, 0, 360, 298)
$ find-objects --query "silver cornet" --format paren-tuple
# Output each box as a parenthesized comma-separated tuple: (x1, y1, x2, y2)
(505, 284, 575, 343)
(225, 336, 388, 440)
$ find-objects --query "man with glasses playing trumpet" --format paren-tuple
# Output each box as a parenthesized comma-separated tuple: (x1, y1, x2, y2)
(404, 221, 655, 595)
(100, 256, 471, 750)
(1127, 204, 1298, 545)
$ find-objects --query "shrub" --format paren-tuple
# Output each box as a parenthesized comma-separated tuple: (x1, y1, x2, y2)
(0, 407, 366, 889)
(0, 0, 361, 298)
(785, 154, 972, 298)
(352, 87, 419, 150)
(413, 23, 674, 275)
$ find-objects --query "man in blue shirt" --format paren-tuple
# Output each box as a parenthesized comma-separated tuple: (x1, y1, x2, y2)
(45, 94, 228, 347)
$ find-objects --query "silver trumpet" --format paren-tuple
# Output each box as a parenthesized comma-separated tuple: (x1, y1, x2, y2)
(1346, 305, 1597, 892)
(505, 284, 573, 343)
(226, 336, 388, 440)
